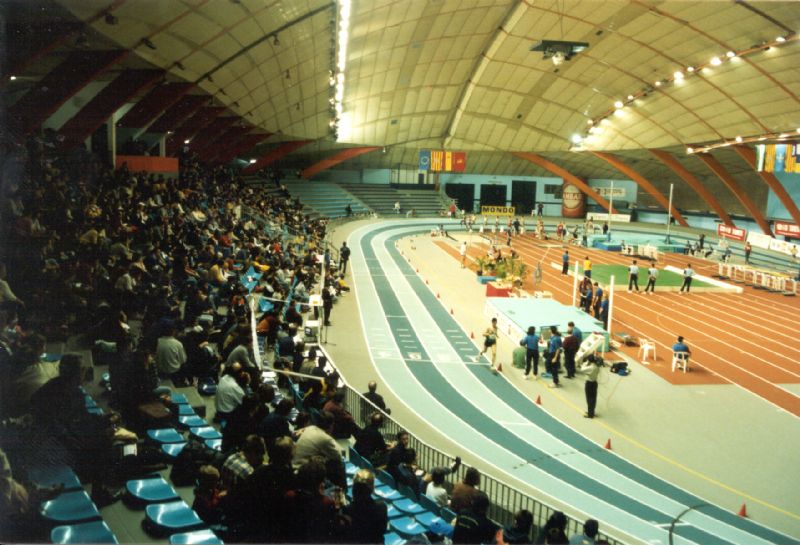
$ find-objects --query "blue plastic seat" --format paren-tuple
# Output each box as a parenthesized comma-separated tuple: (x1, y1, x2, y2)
(126, 476, 179, 504)
(417, 493, 441, 516)
(162, 442, 188, 459)
(189, 426, 222, 441)
(169, 529, 224, 544)
(345, 461, 358, 476)
(40, 490, 101, 523)
(147, 428, 185, 444)
(386, 503, 404, 519)
(440, 506, 457, 522)
(384, 531, 406, 545)
(178, 415, 208, 428)
(87, 407, 105, 416)
(27, 464, 82, 491)
(144, 500, 205, 536)
(50, 520, 119, 544)
(389, 516, 426, 538)
(84, 396, 98, 409)
(394, 498, 425, 515)
(171, 393, 189, 405)
(374, 485, 403, 502)
(414, 512, 444, 529)
(377, 469, 396, 489)
(204, 438, 222, 451)
(177, 404, 197, 416)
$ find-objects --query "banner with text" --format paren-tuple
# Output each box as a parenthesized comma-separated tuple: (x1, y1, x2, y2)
(481, 205, 516, 216)
(747, 231, 773, 250)
(717, 224, 747, 241)
(419, 149, 466, 172)
(595, 186, 627, 198)
(775, 221, 800, 238)
(586, 212, 632, 223)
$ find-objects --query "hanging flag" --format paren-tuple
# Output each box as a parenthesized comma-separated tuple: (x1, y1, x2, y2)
(431, 150, 444, 171)
(418, 149, 431, 171)
(453, 151, 466, 172)
(444, 151, 453, 172)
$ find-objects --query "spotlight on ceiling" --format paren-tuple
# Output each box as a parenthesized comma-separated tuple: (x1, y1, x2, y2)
(570, 133, 583, 144)
(776, 36, 786, 43)
(530, 40, 589, 65)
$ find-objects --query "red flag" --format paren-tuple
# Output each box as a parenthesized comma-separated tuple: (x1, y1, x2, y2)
(453, 151, 466, 172)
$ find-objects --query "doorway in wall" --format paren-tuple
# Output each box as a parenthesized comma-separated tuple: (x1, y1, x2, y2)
(511, 180, 537, 215)
(480, 184, 506, 209)
(445, 183, 475, 213)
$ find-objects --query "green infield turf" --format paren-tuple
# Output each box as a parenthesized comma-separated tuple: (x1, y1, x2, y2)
(578, 263, 714, 289)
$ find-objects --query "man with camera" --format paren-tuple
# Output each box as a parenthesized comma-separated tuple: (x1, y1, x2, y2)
(581, 355, 603, 419)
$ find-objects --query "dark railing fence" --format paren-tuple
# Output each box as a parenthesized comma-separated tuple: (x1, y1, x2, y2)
(329, 350, 622, 545)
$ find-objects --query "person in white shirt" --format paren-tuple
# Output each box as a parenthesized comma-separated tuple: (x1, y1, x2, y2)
(627, 260, 640, 292)
(425, 468, 449, 507)
(215, 363, 248, 418)
(156, 324, 188, 383)
(644, 264, 658, 294)
(459, 241, 467, 268)
(394, 201, 401, 214)
(679, 263, 695, 294)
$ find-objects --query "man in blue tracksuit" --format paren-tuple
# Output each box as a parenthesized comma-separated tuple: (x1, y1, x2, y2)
(519, 326, 540, 380)
(593, 282, 603, 319)
(546, 326, 563, 388)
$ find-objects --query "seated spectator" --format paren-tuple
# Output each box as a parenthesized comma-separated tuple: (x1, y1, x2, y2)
(222, 394, 262, 453)
(386, 430, 410, 483)
(363, 380, 390, 415)
(185, 328, 220, 383)
(425, 467, 450, 508)
(323, 389, 359, 440)
(354, 412, 392, 468)
(344, 469, 388, 544)
(156, 322, 189, 386)
(215, 363, 249, 421)
(221, 434, 266, 491)
(259, 398, 295, 448)
(2, 333, 57, 417)
(395, 448, 429, 498)
(672, 335, 691, 363)
(451, 467, 481, 514)
(283, 458, 347, 543)
(292, 410, 346, 487)
(453, 491, 498, 544)
(536, 511, 568, 545)
(569, 518, 599, 545)
(504, 509, 534, 544)
(229, 436, 297, 541)
(192, 465, 227, 525)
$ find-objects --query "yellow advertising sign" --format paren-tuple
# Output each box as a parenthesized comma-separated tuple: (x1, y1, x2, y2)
(480, 205, 516, 216)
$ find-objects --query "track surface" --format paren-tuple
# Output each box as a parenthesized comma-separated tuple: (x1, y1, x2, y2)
(350, 220, 796, 545)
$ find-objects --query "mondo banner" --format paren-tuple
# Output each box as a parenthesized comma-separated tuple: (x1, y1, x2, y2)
(480, 205, 516, 216)
(561, 183, 585, 218)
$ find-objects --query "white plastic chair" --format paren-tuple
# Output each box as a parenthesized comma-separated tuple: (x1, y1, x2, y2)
(638, 340, 656, 364)
(672, 351, 690, 373)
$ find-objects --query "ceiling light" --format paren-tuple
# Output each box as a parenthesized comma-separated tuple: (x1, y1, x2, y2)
(183, 139, 190, 144)
(614, 108, 624, 116)
(735, 136, 743, 143)
(9, 75, 16, 81)
(627, 94, 634, 100)
(654, 80, 661, 87)
(710, 56, 722, 66)
(726, 51, 736, 58)
(551, 51, 565, 66)
(249, 159, 257, 164)
(776, 36, 786, 43)
(779, 133, 789, 138)
(587, 119, 593, 125)
(570, 134, 583, 144)
(686, 147, 694, 154)
(614, 100, 623, 109)
(796, 128, 800, 133)
(758, 137, 767, 141)
(686, 66, 694, 72)
(673, 71, 684, 80)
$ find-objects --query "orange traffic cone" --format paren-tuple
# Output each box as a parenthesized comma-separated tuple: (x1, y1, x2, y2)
(470, 332, 475, 339)
(535, 395, 541, 405)
(437, 292, 440, 299)
(604, 439, 612, 450)
(737, 504, 747, 518)
(450, 308, 454, 315)
(416, 267, 419, 272)
(425, 278, 429, 285)
(496, 363, 503, 372)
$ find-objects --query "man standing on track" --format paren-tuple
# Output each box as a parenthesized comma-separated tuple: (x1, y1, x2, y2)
(562, 249, 569, 275)
(600, 293, 610, 330)
(628, 259, 640, 292)
(478, 318, 501, 372)
(545, 326, 563, 388)
(582, 355, 602, 419)
(680, 263, 694, 294)
(593, 282, 603, 319)
(339, 241, 351, 274)
(563, 322, 582, 379)
(519, 326, 540, 380)
(459, 241, 467, 269)
(644, 262, 658, 294)
(744, 241, 752, 264)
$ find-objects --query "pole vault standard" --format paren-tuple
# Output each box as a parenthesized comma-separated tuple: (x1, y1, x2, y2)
(607, 180, 614, 240)
(607, 275, 615, 338)
(572, 260, 580, 306)
(665, 182, 674, 244)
